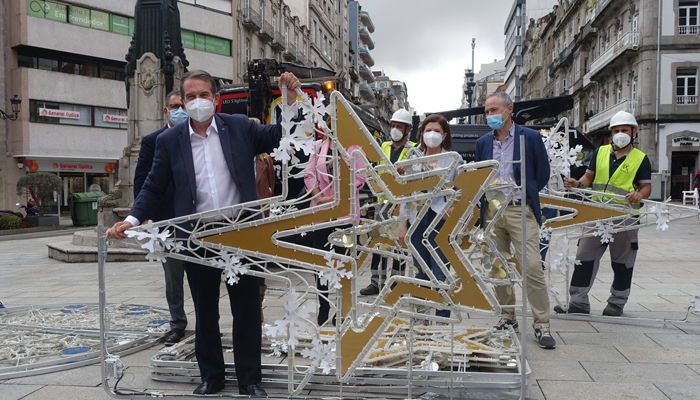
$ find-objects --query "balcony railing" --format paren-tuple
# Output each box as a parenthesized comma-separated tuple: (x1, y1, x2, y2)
(559, 40, 575, 65)
(359, 65, 374, 82)
(679, 25, 699, 35)
(272, 32, 286, 50)
(283, 44, 297, 61)
(588, 99, 630, 132)
(677, 95, 698, 105)
(585, 31, 638, 81)
(548, 60, 556, 77)
(590, 0, 613, 23)
(242, 6, 262, 30)
(359, 28, 375, 50)
(359, 83, 374, 99)
(359, 46, 374, 67)
(359, 10, 375, 33)
(260, 22, 274, 41)
(578, 20, 596, 43)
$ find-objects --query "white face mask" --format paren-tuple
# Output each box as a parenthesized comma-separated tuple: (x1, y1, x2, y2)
(612, 132, 632, 149)
(423, 130, 443, 149)
(186, 98, 215, 122)
(390, 127, 405, 142)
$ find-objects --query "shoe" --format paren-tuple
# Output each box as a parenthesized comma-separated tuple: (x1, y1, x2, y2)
(239, 383, 267, 396)
(193, 380, 225, 395)
(602, 303, 623, 316)
(534, 326, 556, 349)
(360, 284, 379, 296)
(493, 317, 519, 332)
(163, 328, 185, 345)
(553, 304, 590, 314)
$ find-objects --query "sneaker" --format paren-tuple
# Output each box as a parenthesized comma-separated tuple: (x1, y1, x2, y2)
(163, 328, 185, 345)
(493, 317, 519, 332)
(534, 326, 556, 349)
(553, 304, 590, 314)
(602, 303, 623, 317)
(359, 284, 380, 296)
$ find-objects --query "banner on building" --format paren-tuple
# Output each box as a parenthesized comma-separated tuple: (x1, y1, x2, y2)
(102, 114, 128, 123)
(38, 108, 81, 119)
(24, 159, 117, 173)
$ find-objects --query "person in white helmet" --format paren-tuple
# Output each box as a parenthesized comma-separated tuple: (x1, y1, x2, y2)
(555, 110, 652, 317)
(360, 109, 415, 296)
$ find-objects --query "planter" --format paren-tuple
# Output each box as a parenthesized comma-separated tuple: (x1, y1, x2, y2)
(25, 215, 60, 227)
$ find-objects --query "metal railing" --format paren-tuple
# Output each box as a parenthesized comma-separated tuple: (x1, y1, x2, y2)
(677, 95, 698, 105)
(586, 31, 638, 80)
(242, 6, 262, 30)
(261, 21, 274, 40)
(588, 99, 630, 132)
(679, 25, 699, 35)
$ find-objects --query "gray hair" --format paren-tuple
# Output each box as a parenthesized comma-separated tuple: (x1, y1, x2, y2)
(180, 69, 218, 97)
(485, 91, 513, 108)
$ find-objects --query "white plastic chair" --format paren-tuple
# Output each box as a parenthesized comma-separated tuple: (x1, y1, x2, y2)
(682, 189, 699, 206)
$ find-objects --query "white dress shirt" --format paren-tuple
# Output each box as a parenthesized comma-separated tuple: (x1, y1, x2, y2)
(126, 117, 240, 226)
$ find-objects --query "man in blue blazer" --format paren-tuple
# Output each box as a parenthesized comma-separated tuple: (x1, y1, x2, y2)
(133, 89, 189, 346)
(108, 69, 301, 395)
(475, 91, 555, 349)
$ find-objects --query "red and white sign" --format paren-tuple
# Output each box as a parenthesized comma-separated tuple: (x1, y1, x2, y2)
(103, 114, 128, 123)
(38, 108, 81, 119)
(24, 159, 117, 173)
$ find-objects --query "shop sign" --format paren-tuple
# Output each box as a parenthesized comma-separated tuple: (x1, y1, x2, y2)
(672, 136, 700, 147)
(38, 108, 80, 119)
(24, 159, 117, 173)
(89, 183, 102, 192)
(103, 114, 128, 123)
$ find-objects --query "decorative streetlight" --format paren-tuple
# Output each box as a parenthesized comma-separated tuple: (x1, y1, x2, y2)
(0, 95, 22, 121)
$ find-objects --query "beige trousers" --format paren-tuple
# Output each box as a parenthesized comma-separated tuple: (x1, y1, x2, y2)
(486, 205, 550, 328)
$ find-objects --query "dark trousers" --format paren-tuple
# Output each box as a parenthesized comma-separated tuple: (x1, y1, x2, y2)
(184, 262, 261, 385)
(410, 209, 450, 318)
(162, 257, 187, 330)
(311, 224, 350, 325)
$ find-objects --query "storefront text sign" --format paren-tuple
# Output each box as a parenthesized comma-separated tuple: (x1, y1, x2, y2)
(672, 136, 700, 147)
(38, 108, 81, 119)
(24, 159, 117, 173)
(102, 114, 128, 123)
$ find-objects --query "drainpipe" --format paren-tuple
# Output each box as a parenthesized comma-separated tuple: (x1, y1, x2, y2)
(655, 0, 661, 148)
(2, 0, 10, 157)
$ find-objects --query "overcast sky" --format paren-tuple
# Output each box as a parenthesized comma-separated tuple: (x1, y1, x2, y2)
(359, 0, 514, 115)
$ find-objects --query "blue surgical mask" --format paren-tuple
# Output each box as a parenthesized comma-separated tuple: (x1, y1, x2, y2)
(168, 108, 189, 125)
(487, 113, 507, 130)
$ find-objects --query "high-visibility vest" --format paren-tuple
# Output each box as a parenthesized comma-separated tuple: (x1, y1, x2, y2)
(379, 141, 414, 168)
(591, 145, 646, 211)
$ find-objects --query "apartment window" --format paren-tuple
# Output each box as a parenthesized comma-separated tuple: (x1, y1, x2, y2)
(18, 52, 121, 81)
(102, 66, 125, 81)
(95, 107, 128, 129)
(259, 0, 264, 22)
(584, 57, 589, 74)
(336, 0, 341, 13)
(312, 20, 317, 44)
(285, 23, 289, 46)
(679, 1, 699, 35)
(294, 33, 298, 49)
(272, 11, 277, 34)
(61, 58, 99, 77)
(260, 47, 265, 59)
(245, 39, 251, 62)
(676, 68, 698, 105)
(631, 79, 638, 114)
(318, 28, 323, 47)
(616, 85, 622, 103)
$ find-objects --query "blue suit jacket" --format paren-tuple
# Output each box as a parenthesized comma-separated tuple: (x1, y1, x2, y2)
(134, 125, 176, 222)
(130, 114, 282, 231)
(475, 123, 550, 225)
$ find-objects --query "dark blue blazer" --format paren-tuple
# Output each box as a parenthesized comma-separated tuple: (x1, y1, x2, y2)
(130, 114, 282, 230)
(134, 125, 176, 222)
(475, 123, 550, 225)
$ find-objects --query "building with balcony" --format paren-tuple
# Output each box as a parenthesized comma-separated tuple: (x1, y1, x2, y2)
(1, 0, 242, 212)
(521, 0, 700, 199)
(504, 0, 557, 102)
(348, 1, 376, 105)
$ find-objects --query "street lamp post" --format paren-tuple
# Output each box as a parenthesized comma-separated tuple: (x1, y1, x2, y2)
(0, 95, 22, 121)
(464, 39, 476, 124)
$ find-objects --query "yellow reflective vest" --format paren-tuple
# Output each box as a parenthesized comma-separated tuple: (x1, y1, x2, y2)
(379, 141, 414, 167)
(591, 145, 646, 210)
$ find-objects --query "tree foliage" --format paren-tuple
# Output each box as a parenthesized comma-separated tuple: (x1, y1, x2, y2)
(16, 173, 63, 216)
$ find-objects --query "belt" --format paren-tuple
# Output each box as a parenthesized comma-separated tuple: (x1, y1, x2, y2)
(509, 199, 532, 206)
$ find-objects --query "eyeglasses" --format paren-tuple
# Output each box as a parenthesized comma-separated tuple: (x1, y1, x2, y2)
(167, 104, 185, 110)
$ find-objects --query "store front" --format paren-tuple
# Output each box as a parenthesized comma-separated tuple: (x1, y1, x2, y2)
(666, 132, 700, 200)
(21, 158, 116, 214)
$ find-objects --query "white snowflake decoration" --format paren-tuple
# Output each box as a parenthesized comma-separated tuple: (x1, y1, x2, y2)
(318, 250, 353, 289)
(301, 91, 328, 129)
(264, 289, 315, 349)
(539, 226, 553, 241)
(210, 252, 249, 285)
(270, 97, 317, 165)
(300, 337, 335, 375)
(649, 197, 672, 232)
(548, 238, 580, 275)
(592, 221, 615, 243)
(541, 128, 584, 177)
(125, 222, 180, 263)
(268, 339, 289, 357)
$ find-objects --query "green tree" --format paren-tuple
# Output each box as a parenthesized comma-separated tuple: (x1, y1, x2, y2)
(16, 172, 63, 216)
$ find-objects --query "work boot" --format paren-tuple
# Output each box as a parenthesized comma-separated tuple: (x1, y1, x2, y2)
(359, 284, 379, 296)
(553, 303, 590, 314)
(259, 284, 267, 321)
(602, 303, 623, 316)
